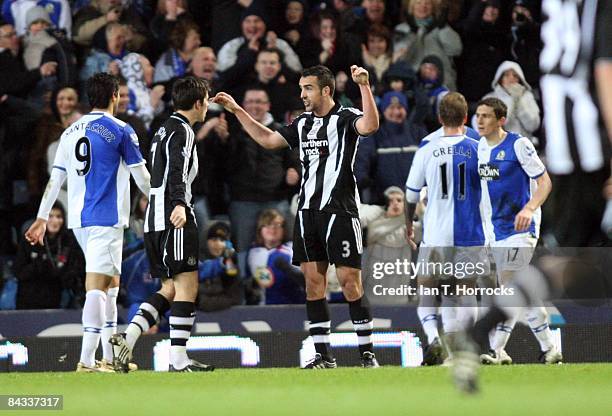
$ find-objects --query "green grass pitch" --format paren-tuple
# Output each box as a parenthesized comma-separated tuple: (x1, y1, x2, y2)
(2, 364, 611, 416)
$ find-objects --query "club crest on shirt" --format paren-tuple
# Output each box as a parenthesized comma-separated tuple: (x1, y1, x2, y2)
(495, 150, 506, 160)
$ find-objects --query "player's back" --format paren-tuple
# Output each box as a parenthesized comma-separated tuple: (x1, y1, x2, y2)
(406, 135, 484, 246)
(55, 111, 144, 229)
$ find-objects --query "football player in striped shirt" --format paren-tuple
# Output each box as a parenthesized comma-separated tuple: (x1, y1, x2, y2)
(213, 64, 380, 368)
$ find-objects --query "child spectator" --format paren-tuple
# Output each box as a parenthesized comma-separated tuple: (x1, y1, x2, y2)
(197, 222, 242, 312)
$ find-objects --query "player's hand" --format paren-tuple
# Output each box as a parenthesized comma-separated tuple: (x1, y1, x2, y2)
(170, 205, 187, 229)
(514, 206, 534, 232)
(212, 92, 239, 114)
(285, 168, 299, 186)
(25, 219, 47, 246)
(351, 65, 369, 86)
(405, 224, 417, 250)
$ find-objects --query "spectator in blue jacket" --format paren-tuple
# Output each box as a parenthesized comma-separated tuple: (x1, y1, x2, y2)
(120, 240, 161, 323)
(197, 222, 242, 312)
(355, 91, 427, 205)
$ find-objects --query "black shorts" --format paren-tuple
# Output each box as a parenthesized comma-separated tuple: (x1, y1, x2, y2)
(550, 169, 609, 246)
(144, 221, 199, 279)
(292, 209, 362, 269)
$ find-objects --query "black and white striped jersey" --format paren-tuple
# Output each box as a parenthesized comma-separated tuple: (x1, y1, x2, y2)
(278, 103, 363, 217)
(144, 112, 198, 232)
(541, 0, 611, 174)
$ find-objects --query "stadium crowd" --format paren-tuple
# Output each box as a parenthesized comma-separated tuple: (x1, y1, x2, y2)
(0, 0, 549, 311)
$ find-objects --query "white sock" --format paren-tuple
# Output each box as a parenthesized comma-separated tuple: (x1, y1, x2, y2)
(102, 287, 119, 362)
(80, 290, 106, 367)
(456, 295, 478, 331)
(126, 302, 160, 351)
(170, 314, 195, 369)
(440, 295, 460, 334)
(490, 307, 521, 352)
(417, 306, 439, 344)
(525, 306, 554, 352)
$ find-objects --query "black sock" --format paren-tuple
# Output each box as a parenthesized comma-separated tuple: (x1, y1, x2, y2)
(349, 296, 373, 356)
(307, 298, 333, 360)
(169, 301, 195, 347)
(131, 292, 171, 334)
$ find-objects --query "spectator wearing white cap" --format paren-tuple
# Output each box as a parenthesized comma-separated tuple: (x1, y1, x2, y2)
(2, 0, 71, 37)
(472, 60, 540, 141)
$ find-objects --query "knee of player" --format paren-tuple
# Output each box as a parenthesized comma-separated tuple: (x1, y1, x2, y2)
(160, 280, 176, 300)
(340, 278, 362, 297)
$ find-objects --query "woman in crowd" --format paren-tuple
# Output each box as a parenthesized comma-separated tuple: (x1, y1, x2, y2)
(154, 19, 201, 83)
(360, 24, 393, 96)
(393, 0, 462, 91)
(475, 60, 540, 140)
(302, 10, 352, 76)
(28, 85, 81, 203)
(14, 203, 85, 309)
(360, 186, 417, 305)
(149, 0, 192, 57)
(247, 209, 305, 305)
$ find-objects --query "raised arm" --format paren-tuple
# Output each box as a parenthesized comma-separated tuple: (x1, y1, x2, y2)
(212, 92, 289, 149)
(351, 65, 379, 136)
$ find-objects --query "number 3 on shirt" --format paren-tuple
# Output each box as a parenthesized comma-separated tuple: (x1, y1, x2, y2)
(75, 136, 91, 176)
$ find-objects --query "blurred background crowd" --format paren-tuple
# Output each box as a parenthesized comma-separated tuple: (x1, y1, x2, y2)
(0, 0, 552, 313)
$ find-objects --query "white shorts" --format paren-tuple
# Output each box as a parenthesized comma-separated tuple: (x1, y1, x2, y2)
(416, 245, 490, 280)
(490, 233, 537, 273)
(73, 226, 123, 276)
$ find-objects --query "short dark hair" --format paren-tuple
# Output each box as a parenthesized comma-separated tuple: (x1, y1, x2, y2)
(172, 76, 210, 110)
(258, 47, 283, 62)
(301, 65, 335, 96)
(476, 97, 507, 119)
(439, 92, 468, 127)
(86, 72, 119, 109)
(243, 85, 269, 99)
(367, 24, 392, 54)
